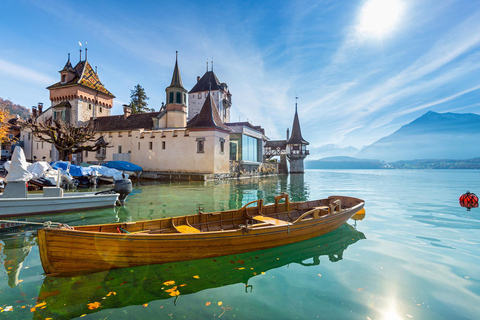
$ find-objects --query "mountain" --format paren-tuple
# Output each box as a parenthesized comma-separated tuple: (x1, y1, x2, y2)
(306, 156, 386, 169)
(0, 98, 30, 119)
(308, 144, 359, 159)
(355, 111, 480, 161)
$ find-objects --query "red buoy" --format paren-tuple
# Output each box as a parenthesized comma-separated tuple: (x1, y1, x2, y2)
(459, 191, 479, 211)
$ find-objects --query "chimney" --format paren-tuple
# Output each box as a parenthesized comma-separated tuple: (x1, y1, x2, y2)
(32, 106, 37, 118)
(123, 104, 132, 119)
(197, 76, 200, 83)
(286, 128, 290, 141)
(38, 102, 43, 115)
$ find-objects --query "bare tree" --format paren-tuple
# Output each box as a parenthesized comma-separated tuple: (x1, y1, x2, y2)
(23, 119, 108, 161)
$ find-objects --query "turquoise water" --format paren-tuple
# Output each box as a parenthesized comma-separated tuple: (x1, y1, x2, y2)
(1, 170, 480, 319)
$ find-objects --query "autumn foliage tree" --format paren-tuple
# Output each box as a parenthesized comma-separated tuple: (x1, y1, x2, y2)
(0, 108, 10, 144)
(23, 119, 108, 161)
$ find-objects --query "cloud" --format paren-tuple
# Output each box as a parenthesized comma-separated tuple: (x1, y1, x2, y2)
(0, 59, 56, 85)
(308, 8, 480, 146)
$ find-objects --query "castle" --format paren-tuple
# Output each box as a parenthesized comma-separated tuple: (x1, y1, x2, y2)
(20, 50, 308, 177)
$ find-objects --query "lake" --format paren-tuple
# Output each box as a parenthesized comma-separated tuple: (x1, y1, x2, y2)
(1, 169, 479, 319)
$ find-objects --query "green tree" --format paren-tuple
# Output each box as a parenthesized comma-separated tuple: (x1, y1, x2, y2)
(129, 84, 152, 113)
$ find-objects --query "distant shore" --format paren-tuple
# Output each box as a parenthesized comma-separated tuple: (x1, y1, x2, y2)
(306, 157, 480, 169)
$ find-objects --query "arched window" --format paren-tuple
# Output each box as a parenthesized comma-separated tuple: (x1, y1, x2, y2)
(169, 92, 174, 103)
(176, 92, 181, 103)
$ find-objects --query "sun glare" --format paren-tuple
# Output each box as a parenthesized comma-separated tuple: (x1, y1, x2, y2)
(357, 0, 405, 39)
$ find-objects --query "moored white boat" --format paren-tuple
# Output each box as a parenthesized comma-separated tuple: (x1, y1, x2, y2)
(0, 147, 120, 217)
(0, 191, 120, 217)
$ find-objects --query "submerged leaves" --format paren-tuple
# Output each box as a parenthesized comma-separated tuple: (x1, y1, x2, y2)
(87, 302, 101, 310)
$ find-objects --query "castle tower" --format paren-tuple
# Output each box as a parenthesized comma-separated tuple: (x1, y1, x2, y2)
(188, 65, 231, 123)
(164, 52, 187, 128)
(286, 100, 309, 173)
(46, 51, 115, 125)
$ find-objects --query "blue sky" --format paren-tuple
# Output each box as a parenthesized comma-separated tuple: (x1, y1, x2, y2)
(1, 0, 480, 149)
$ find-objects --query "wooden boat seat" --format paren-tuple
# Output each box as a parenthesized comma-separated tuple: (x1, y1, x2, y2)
(252, 215, 291, 226)
(174, 225, 201, 233)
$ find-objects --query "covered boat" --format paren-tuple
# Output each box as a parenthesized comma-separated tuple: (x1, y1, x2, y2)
(103, 161, 142, 178)
(0, 147, 120, 217)
(37, 193, 365, 276)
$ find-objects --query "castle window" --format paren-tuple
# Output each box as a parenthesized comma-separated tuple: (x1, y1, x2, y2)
(149, 142, 153, 150)
(220, 138, 225, 153)
(162, 141, 166, 149)
(100, 107, 103, 113)
(198, 93, 201, 99)
(61, 74, 66, 82)
(89, 104, 92, 110)
(128, 131, 132, 137)
(118, 146, 122, 153)
(184, 94, 186, 103)
(138, 142, 140, 150)
(176, 92, 181, 103)
(196, 138, 205, 153)
(85, 151, 88, 157)
(169, 92, 174, 103)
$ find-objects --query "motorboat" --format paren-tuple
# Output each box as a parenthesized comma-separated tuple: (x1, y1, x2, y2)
(0, 147, 121, 217)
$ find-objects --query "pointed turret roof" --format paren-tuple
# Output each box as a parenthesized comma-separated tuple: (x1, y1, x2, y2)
(48, 60, 115, 97)
(189, 71, 224, 93)
(187, 90, 231, 132)
(60, 53, 75, 73)
(169, 51, 184, 88)
(287, 104, 309, 145)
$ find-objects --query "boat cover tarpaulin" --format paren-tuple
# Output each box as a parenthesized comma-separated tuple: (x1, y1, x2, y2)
(88, 165, 128, 180)
(4, 147, 33, 183)
(51, 161, 95, 178)
(103, 161, 142, 172)
(27, 161, 52, 178)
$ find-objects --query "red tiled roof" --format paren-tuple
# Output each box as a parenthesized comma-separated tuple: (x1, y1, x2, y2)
(187, 91, 231, 132)
(93, 111, 161, 131)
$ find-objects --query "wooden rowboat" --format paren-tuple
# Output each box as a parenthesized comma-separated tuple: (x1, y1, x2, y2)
(33, 223, 365, 319)
(37, 193, 365, 276)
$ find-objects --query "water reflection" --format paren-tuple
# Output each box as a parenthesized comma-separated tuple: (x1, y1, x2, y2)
(0, 234, 36, 288)
(33, 223, 365, 319)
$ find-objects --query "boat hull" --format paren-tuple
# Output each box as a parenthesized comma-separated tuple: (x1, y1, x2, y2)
(0, 193, 119, 217)
(38, 195, 364, 276)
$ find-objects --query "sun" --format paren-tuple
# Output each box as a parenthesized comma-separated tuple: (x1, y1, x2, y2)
(357, 0, 405, 39)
